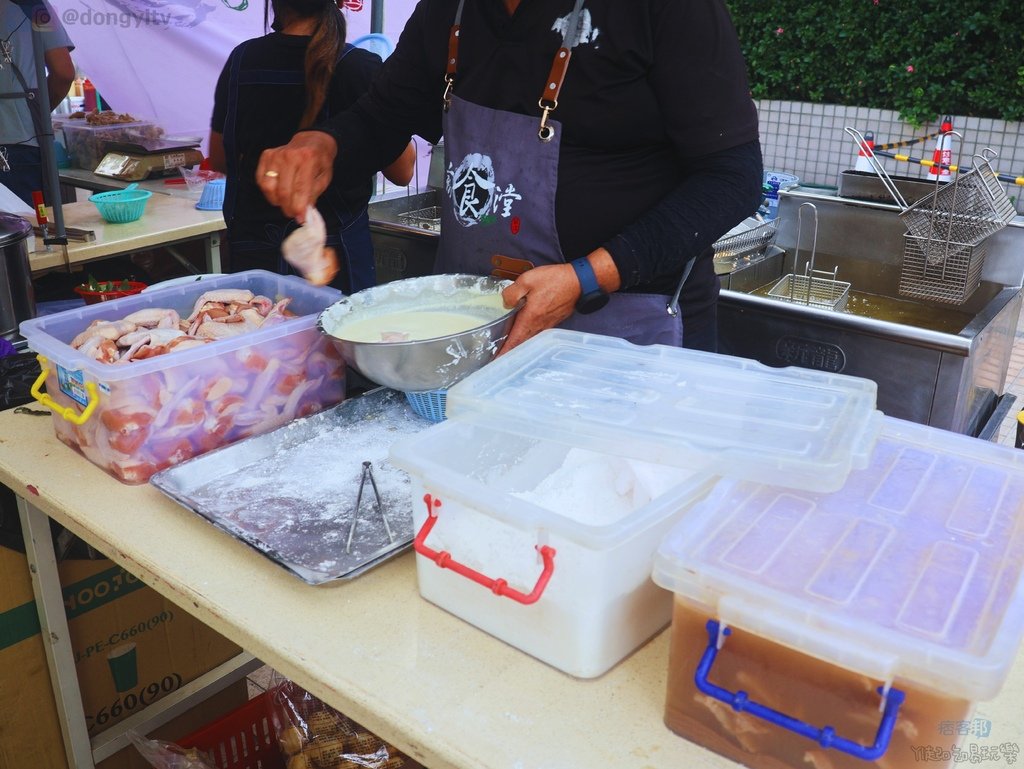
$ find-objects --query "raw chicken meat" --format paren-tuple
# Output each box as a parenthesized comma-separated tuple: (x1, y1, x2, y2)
(281, 206, 339, 287)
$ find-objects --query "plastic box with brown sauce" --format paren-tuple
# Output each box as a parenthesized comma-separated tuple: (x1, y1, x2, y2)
(653, 416, 1024, 769)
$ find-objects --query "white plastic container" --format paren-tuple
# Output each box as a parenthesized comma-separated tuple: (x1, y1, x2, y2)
(20, 271, 345, 484)
(653, 416, 1024, 769)
(389, 329, 884, 677)
(390, 419, 718, 678)
(763, 170, 800, 221)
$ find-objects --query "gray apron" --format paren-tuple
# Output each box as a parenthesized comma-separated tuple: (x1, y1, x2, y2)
(434, 0, 684, 346)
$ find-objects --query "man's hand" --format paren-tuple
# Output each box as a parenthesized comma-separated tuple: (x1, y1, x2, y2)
(256, 131, 338, 221)
(498, 263, 579, 354)
(497, 248, 621, 354)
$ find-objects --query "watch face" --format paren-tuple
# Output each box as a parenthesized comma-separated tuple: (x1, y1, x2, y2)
(576, 290, 610, 315)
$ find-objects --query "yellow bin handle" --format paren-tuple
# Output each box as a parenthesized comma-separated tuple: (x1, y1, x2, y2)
(30, 355, 100, 425)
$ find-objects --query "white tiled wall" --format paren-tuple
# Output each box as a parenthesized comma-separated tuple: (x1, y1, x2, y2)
(758, 100, 1024, 213)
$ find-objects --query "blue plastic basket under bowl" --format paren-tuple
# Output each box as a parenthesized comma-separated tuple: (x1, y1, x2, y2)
(88, 186, 153, 223)
(195, 178, 226, 211)
(405, 389, 447, 422)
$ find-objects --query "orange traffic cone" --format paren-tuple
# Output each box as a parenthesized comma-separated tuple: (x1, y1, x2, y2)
(928, 115, 953, 182)
(854, 130, 876, 172)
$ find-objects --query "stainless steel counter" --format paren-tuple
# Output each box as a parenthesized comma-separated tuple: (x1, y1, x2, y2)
(718, 189, 1024, 435)
(369, 190, 440, 285)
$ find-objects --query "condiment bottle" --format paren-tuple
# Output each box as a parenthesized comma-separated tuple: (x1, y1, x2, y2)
(83, 78, 97, 112)
(32, 190, 51, 251)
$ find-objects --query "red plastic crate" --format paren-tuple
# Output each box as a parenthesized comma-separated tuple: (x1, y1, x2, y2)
(178, 691, 285, 769)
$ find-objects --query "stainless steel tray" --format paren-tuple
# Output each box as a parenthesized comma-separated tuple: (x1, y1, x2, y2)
(150, 388, 431, 585)
(838, 170, 939, 206)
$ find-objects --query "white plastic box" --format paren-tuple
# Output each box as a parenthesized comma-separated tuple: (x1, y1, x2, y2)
(20, 271, 345, 484)
(390, 419, 718, 678)
(389, 329, 884, 677)
(653, 416, 1024, 769)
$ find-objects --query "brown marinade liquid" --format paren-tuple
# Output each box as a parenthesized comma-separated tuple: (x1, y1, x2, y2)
(665, 601, 972, 769)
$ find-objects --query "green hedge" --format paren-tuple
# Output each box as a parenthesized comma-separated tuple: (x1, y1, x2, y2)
(725, 0, 1024, 126)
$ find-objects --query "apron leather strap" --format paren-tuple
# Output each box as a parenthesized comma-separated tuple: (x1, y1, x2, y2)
(444, 0, 468, 110)
(491, 254, 535, 280)
(538, 0, 586, 140)
(445, 0, 587, 135)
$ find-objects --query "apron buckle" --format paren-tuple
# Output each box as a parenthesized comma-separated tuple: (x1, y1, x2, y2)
(443, 75, 455, 112)
(537, 98, 557, 142)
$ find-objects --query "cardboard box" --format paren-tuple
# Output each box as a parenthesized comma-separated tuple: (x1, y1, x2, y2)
(100, 682, 250, 769)
(0, 544, 245, 769)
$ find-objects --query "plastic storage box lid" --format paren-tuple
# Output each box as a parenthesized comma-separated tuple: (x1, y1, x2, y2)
(652, 415, 1024, 701)
(446, 329, 881, 493)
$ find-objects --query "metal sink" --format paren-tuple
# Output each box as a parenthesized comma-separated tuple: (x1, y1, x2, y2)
(718, 188, 1024, 435)
(367, 190, 442, 285)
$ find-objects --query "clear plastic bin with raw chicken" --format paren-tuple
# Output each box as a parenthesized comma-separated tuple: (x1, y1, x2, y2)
(20, 271, 346, 484)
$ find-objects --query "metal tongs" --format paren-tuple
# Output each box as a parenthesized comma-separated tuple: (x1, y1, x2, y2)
(345, 461, 395, 553)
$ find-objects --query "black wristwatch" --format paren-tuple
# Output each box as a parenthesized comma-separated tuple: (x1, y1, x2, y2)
(570, 257, 609, 315)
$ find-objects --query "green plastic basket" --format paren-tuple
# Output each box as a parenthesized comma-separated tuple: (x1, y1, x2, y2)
(405, 389, 447, 422)
(89, 186, 153, 223)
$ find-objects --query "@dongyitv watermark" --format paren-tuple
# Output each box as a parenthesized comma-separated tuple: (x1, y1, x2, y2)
(62, 6, 175, 28)
(31, 0, 216, 30)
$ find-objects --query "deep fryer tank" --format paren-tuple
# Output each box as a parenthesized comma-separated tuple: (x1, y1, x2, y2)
(718, 188, 1024, 435)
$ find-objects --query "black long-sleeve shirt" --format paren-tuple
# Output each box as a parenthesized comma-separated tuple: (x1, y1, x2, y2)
(318, 0, 762, 310)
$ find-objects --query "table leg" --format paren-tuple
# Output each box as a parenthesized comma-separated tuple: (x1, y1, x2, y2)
(17, 496, 96, 769)
(205, 231, 223, 273)
(16, 496, 262, 765)
(164, 245, 201, 275)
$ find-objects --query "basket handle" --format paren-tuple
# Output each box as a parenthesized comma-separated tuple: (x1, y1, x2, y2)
(976, 147, 999, 165)
(695, 619, 906, 761)
(30, 355, 100, 425)
(970, 148, 1004, 203)
(413, 494, 556, 605)
(843, 127, 909, 210)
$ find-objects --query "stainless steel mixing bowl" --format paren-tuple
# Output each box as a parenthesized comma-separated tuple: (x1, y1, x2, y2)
(317, 274, 522, 392)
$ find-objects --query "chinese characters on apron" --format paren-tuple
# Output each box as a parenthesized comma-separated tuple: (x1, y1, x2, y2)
(434, 0, 685, 346)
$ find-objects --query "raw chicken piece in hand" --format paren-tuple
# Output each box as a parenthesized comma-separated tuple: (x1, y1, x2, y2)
(281, 206, 339, 286)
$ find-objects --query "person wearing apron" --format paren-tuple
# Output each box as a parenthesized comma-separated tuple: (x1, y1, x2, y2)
(257, 0, 762, 349)
(208, 0, 413, 294)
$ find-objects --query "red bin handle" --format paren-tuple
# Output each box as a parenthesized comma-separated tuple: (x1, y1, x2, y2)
(413, 494, 556, 605)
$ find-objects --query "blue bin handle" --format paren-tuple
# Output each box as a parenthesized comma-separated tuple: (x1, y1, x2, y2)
(695, 620, 906, 761)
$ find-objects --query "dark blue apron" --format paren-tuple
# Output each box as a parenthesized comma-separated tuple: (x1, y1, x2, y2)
(222, 40, 376, 293)
(433, 0, 685, 346)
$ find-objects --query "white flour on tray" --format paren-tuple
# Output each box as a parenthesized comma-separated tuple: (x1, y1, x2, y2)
(186, 407, 422, 578)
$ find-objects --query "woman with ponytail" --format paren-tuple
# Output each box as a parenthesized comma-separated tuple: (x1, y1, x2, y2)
(207, 0, 414, 293)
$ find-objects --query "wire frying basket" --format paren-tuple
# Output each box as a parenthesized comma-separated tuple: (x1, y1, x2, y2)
(712, 216, 778, 263)
(398, 205, 443, 232)
(900, 235, 988, 304)
(844, 126, 1015, 305)
(899, 146, 1016, 245)
(767, 202, 851, 311)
